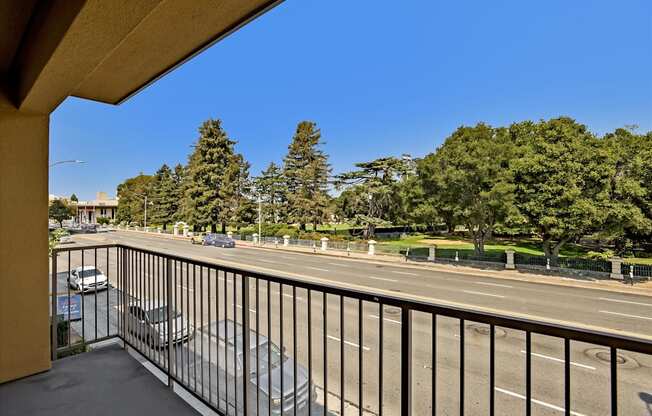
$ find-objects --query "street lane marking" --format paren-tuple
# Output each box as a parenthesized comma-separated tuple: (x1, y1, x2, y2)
(234, 305, 258, 314)
(328, 262, 350, 267)
(462, 290, 505, 299)
(473, 281, 513, 289)
(519, 350, 595, 370)
(495, 387, 585, 416)
(599, 310, 652, 321)
(369, 314, 401, 325)
(306, 266, 330, 272)
(326, 335, 371, 351)
(365, 276, 398, 282)
(177, 284, 194, 292)
(391, 271, 418, 276)
(599, 297, 652, 307)
(257, 259, 280, 264)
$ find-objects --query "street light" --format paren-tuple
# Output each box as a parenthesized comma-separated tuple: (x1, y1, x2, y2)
(49, 159, 85, 168)
(133, 193, 153, 229)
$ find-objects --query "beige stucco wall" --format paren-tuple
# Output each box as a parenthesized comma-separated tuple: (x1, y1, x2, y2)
(0, 102, 51, 382)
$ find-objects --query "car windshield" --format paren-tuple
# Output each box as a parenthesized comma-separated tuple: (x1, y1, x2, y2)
(146, 306, 181, 324)
(251, 341, 285, 373)
(78, 269, 102, 278)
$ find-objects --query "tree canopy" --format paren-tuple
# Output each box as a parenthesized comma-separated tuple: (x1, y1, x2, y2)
(49, 199, 75, 227)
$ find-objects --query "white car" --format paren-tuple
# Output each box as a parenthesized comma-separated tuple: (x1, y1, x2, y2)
(127, 300, 193, 348)
(68, 266, 109, 292)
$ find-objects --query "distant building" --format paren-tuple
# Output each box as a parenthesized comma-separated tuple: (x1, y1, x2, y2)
(76, 192, 118, 224)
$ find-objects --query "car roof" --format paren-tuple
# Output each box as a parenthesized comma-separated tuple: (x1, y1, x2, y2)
(215, 320, 268, 349)
(74, 266, 101, 272)
(132, 300, 167, 311)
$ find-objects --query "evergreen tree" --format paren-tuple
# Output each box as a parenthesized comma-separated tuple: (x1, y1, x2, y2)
(150, 164, 178, 230)
(115, 174, 154, 225)
(254, 162, 287, 223)
(172, 163, 185, 223)
(183, 118, 247, 233)
(70, 193, 78, 202)
(283, 121, 331, 230)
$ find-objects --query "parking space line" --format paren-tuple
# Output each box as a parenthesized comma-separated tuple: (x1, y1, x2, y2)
(519, 350, 595, 370)
(473, 281, 513, 289)
(368, 314, 401, 325)
(365, 276, 398, 282)
(598, 297, 652, 307)
(599, 310, 652, 321)
(234, 304, 258, 314)
(327, 335, 371, 351)
(391, 271, 418, 276)
(495, 387, 586, 416)
(306, 266, 330, 272)
(462, 290, 505, 298)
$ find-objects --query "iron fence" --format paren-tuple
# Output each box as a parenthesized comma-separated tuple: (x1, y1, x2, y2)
(622, 262, 652, 279)
(51, 244, 652, 415)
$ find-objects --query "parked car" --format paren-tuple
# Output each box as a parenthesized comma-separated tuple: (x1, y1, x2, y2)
(68, 266, 109, 292)
(80, 223, 98, 233)
(194, 320, 315, 415)
(190, 232, 206, 245)
(202, 233, 236, 248)
(58, 230, 73, 244)
(126, 301, 192, 347)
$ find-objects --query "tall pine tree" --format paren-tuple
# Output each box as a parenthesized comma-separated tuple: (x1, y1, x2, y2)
(183, 118, 248, 233)
(254, 162, 287, 223)
(150, 164, 179, 230)
(283, 121, 330, 230)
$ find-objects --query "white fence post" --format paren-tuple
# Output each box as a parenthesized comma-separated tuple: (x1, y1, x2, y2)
(505, 249, 515, 269)
(173, 224, 179, 236)
(183, 225, 189, 237)
(321, 237, 329, 251)
(283, 235, 290, 247)
(368, 240, 376, 256)
(227, 231, 233, 239)
(610, 257, 623, 280)
(428, 246, 436, 262)
(252, 233, 259, 245)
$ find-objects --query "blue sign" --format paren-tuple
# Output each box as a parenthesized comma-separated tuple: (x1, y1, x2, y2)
(57, 295, 81, 321)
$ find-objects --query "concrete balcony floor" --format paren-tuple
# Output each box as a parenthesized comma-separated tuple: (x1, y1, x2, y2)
(0, 342, 198, 416)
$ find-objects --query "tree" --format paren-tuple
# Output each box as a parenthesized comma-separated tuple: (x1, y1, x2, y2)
(115, 174, 154, 225)
(49, 199, 75, 227)
(183, 118, 247, 233)
(227, 154, 256, 229)
(70, 194, 78, 202)
(334, 157, 410, 238)
(417, 124, 516, 254)
(510, 117, 612, 262)
(601, 128, 652, 254)
(150, 164, 179, 230)
(254, 162, 288, 223)
(283, 121, 331, 231)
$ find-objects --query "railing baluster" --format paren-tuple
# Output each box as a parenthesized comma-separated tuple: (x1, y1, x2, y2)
(432, 315, 437, 416)
(340, 295, 345, 416)
(401, 306, 412, 416)
(379, 303, 383, 416)
(460, 319, 464, 416)
(208, 265, 212, 405)
(256, 278, 260, 416)
(308, 289, 312, 416)
(94, 247, 98, 341)
(267, 280, 272, 416)
(106, 247, 110, 338)
(187, 263, 190, 386)
(81, 249, 85, 342)
(216, 268, 221, 408)
(564, 338, 570, 416)
(489, 324, 495, 416)
(280, 284, 284, 415)
(324, 292, 328, 415)
(223, 268, 228, 412)
(193, 265, 197, 393)
(358, 299, 363, 416)
(293, 285, 298, 416)
(611, 347, 618, 416)
(242, 274, 251, 416)
(526, 331, 531, 416)
(234, 272, 239, 414)
(68, 251, 72, 348)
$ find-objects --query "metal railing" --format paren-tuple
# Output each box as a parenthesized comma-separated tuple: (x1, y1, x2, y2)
(51, 244, 652, 415)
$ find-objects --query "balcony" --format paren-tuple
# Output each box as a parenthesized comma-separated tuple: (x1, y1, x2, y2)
(10, 244, 652, 415)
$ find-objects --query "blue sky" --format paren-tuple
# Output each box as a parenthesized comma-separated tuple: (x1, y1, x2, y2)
(50, 0, 652, 200)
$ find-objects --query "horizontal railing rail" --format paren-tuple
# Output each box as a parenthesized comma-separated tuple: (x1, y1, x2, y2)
(51, 243, 652, 416)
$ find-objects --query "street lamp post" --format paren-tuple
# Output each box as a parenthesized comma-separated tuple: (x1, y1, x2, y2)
(49, 159, 85, 168)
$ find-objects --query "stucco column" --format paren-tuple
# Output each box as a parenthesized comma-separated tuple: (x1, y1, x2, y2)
(610, 257, 623, 280)
(428, 246, 436, 262)
(283, 235, 290, 246)
(182, 224, 189, 237)
(0, 107, 51, 382)
(505, 249, 516, 269)
(173, 224, 179, 236)
(252, 233, 258, 245)
(368, 240, 377, 256)
(321, 237, 329, 251)
(227, 231, 233, 239)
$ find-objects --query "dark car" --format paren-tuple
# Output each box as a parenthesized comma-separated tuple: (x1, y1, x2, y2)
(194, 320, 315, 416)
(203, 233, 235, 248)
(80, 223, 98, 233)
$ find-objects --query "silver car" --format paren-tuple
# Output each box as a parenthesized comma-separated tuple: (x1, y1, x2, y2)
(68, 266, 109, 292)
(126, 300, 193, 348)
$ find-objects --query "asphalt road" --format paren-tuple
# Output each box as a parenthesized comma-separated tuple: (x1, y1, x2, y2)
(51, 231, 652, 415)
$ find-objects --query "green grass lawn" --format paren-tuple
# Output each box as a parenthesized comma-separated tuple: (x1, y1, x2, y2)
(377, 233, 651, 264)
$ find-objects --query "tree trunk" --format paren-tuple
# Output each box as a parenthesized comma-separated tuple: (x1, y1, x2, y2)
(211, 223, 217, 233)
(300, 223, 306, 232)
(368, 223, 376, 239)
(163, 223, 167, 231)
(221, 222, 226, 234)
